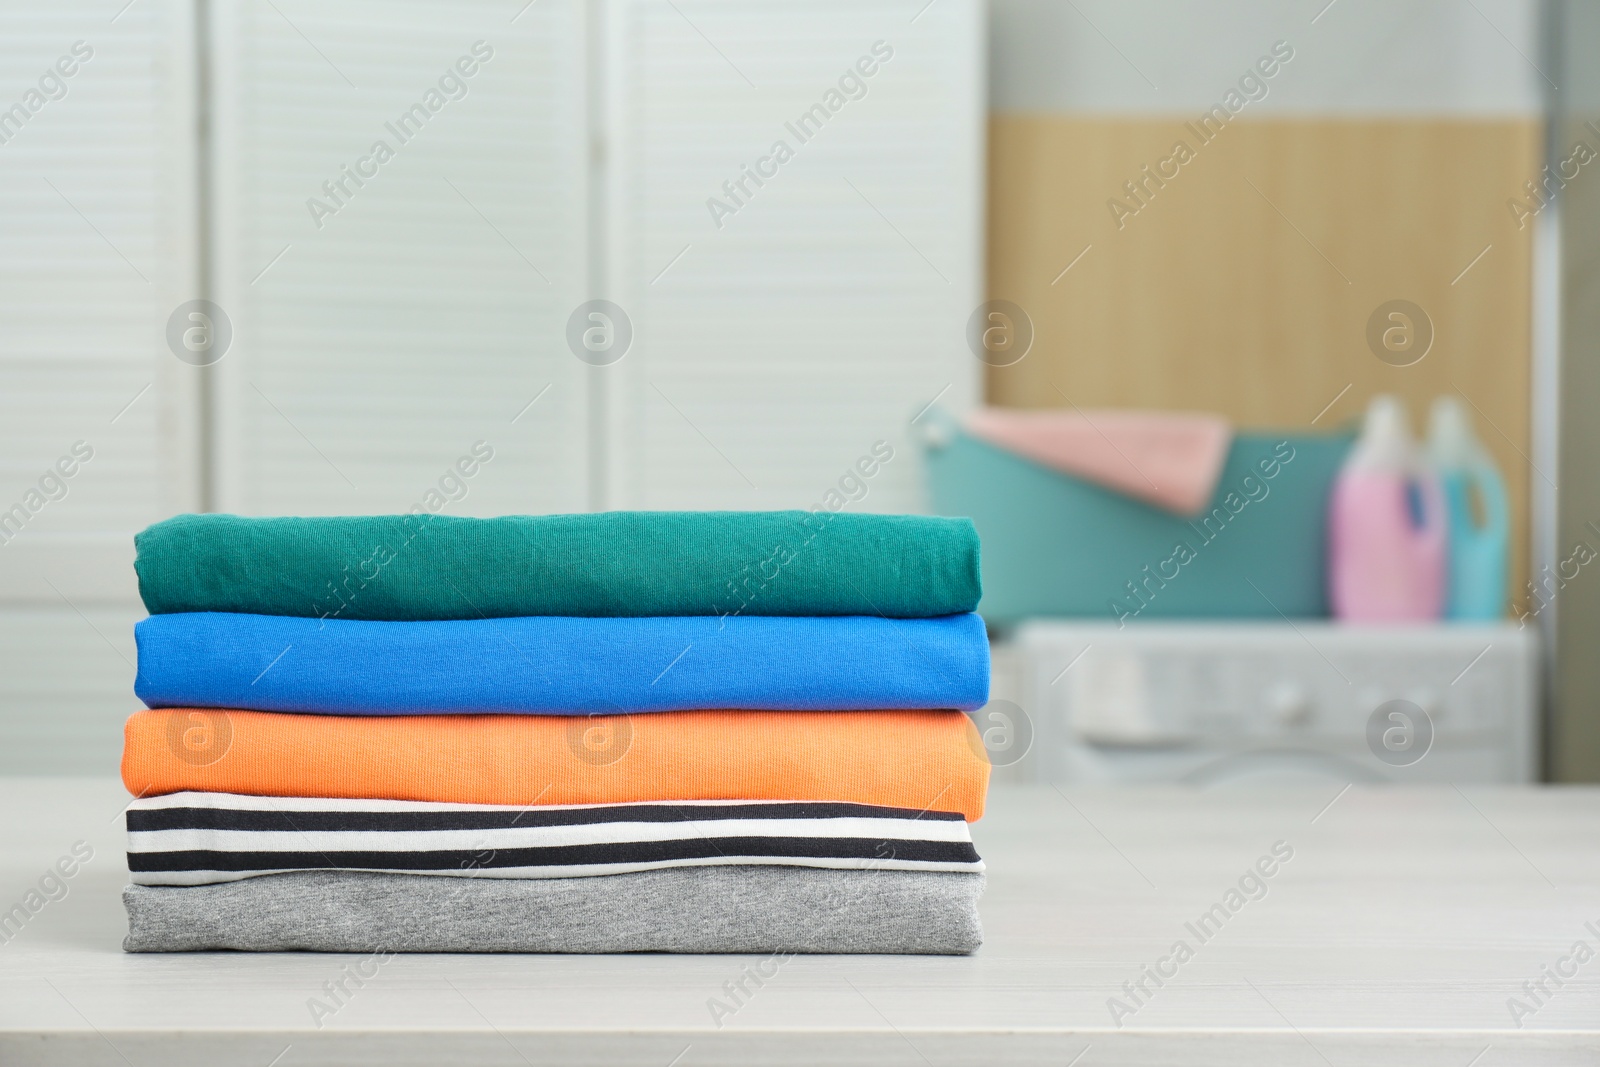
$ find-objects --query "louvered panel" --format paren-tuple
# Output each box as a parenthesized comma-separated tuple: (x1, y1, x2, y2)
(0, 1, 196, 559)
(0, 1, 195, 772)
(212, 0, 590, 516)
(604, 0, 982, 511)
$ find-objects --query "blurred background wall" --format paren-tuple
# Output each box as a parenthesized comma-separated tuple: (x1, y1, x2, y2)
(986, 0, 1541, 607)
(0, 0, 1586, 779)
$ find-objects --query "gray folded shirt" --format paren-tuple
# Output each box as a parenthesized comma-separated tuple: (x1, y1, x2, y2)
(124, 866, 985, 955)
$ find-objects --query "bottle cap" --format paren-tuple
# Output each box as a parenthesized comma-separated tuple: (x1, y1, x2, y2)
(1347, 394, 1417, 471)
(1427, 395, 1480, 468)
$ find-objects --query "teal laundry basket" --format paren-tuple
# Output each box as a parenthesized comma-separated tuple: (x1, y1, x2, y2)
(923, 417, 1353, 626)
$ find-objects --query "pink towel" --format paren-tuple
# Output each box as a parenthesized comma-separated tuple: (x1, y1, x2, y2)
(963, 407, 1233, 516)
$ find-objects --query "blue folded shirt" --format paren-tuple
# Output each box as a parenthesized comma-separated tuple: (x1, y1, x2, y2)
(134, 612, 990, 715)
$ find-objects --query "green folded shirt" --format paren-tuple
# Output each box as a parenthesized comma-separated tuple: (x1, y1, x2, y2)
(135, 511, 981, 620)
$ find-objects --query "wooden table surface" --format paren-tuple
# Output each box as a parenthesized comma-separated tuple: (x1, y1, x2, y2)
(0, 778, 1595, 1065)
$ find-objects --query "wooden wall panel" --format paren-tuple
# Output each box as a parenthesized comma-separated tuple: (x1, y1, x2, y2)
(986, 116, 1541, 610)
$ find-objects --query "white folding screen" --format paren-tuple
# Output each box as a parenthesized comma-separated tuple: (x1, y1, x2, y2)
(209, 0, 592, 517)
(207, 0, 981, 517)
(600, 0, 983, 511)
(0, 0, 980, 770)
(0, 0, 198, 772)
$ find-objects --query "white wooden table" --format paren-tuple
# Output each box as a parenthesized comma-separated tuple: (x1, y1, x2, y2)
(0, 778, 1595, 1065)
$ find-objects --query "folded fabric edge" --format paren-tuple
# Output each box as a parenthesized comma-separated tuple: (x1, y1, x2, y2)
(134, 510, 984, 620)
(120, 707, 991, 821)
(125, 791, 974, 818)
(124, 791, 986, 885)
(131, 611, 991, 715)
(128, 856, 989, 886)
(123, 867, 986, 955)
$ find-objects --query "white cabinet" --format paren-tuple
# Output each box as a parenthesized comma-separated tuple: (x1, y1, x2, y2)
(1006, 621, 1538, 784)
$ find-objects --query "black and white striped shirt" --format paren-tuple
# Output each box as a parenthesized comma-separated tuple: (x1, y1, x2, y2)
(126, 792, 984, 886)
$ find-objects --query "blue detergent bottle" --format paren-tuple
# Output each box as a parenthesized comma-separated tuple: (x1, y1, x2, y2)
(1427, 397, 1509, 620)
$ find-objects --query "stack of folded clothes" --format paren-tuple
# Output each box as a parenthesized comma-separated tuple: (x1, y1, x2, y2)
(120, 511, 991, 954)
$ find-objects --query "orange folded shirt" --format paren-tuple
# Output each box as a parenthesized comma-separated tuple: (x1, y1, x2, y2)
(123, 708, 990, 821)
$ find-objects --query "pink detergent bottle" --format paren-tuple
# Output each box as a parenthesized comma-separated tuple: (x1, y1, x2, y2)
(1327, 396, 1446, 621)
